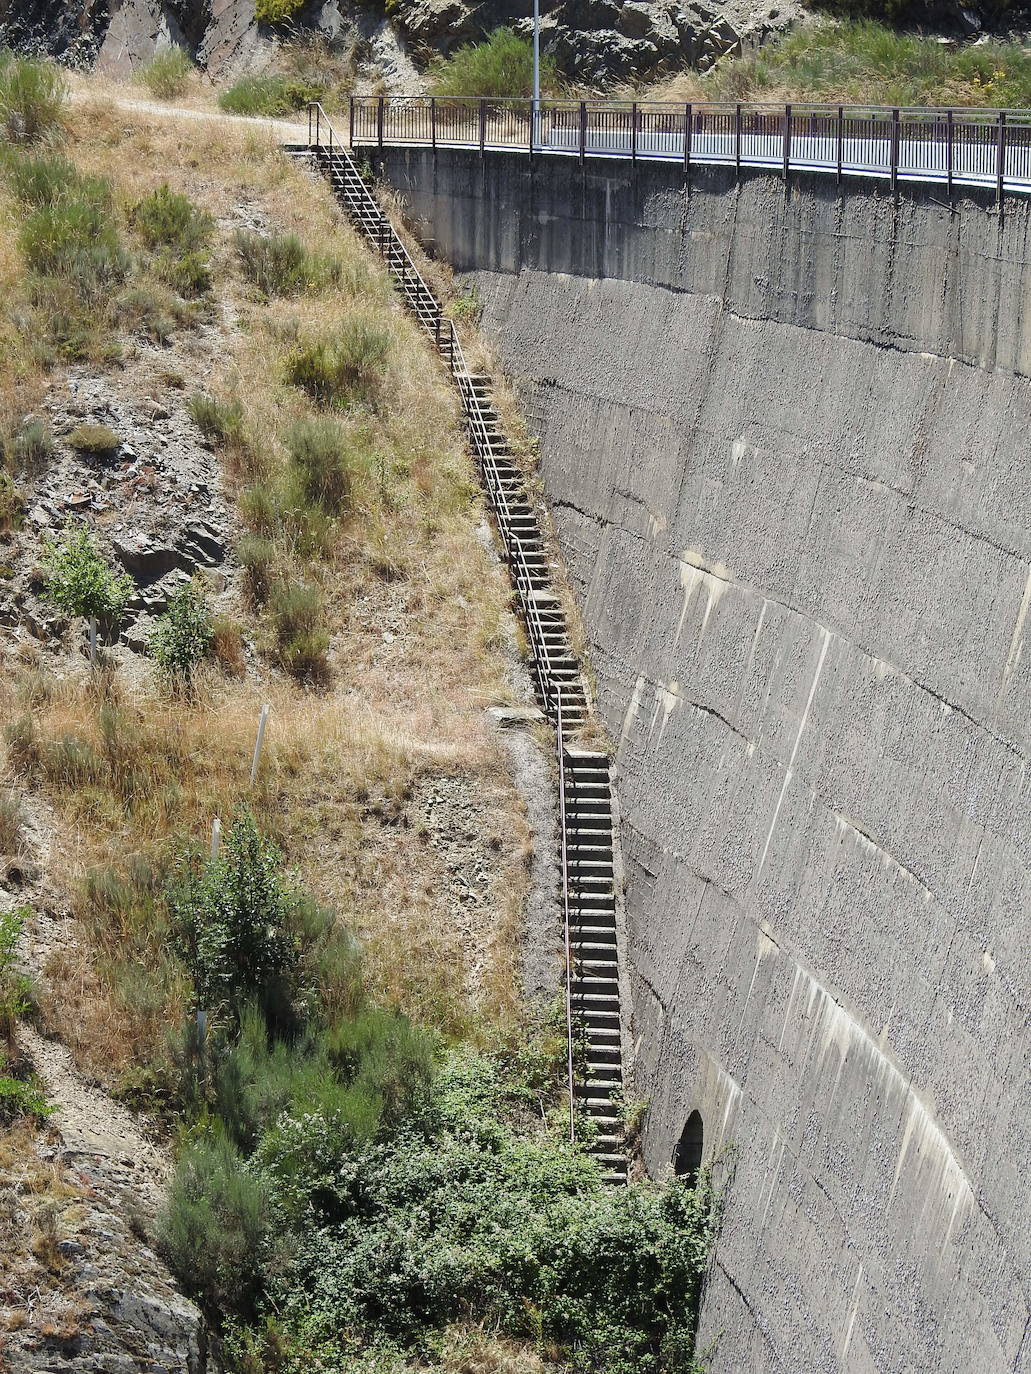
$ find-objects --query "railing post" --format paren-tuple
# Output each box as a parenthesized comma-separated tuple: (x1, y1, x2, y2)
(890, 107, 899, 193)
(946, 108, 954, 196)
(783, 102, 792, 182)
(579, 99, 587, 164)
(631, 101, 638, 163)
(431, 96, 436, 152)
(735, 102, 742, 176)
(316, 102, 320, 151)
(377, 95, 384, 149)
(348, 96, 354, 148)
(997, 109, 1006, 207)
(479, 98, 486, 156)
(836, 104, 844, 185)
(684, 102, 692, 176)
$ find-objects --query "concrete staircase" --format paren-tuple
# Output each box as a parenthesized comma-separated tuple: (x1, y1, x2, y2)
(302, 134, 626, 1182)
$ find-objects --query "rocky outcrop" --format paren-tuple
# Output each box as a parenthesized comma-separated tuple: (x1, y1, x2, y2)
(392, 0, 800, 81)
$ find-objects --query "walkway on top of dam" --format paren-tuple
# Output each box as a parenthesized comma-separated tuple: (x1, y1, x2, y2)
(329, 95, 1031, 200)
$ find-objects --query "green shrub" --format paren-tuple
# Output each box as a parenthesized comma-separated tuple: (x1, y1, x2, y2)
(116, 283, 187, 343)
(0, 1075, 51, 1123)
(6, 152, 105, 207)
(169, 810, 302, 1034)
(237, 534, 275, 604)
(21, 193, 129, 301)
(67, 423, 120, 456)
(705, 20, 1031, 108)
(278, 627, 331, 681)
(5, 418, 55, 475)
(249, 1048, 719, 1370)
(131, 184, 213, 253)
(0, 906, 35, 1050)
(428, 28, 560, 101)
(235, 229, 323, 297)
(0, 53, 67, 144)
(149, 583, 213, 685)
(138, 47, 195, 100)
(239, 481, 281, 536)
(286, 319, 389, 407)
(158, 1134, 274, 1314)
(188, 393, 245, 445)
(256, 0, 307, 26)
(218, 74, 324, 118)
(155, 249, 211, 297)
(41, 523, 133, 624)
(285, 416, 353, 513)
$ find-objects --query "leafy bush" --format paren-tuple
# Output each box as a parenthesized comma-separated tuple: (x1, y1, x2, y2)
(0, 1074, 51, 1123)
(237, 534, 275, 605)
(132, 184, 213, 253)
(149, 583, 213, 685)
(428, 28, 560, 101)
(0, 52, 67, 144)
(189, 393, 245, 445)
(256, 0, 307, 26)
(235, 229, 337, 297)
(6, 152, 104, 207)
(269, 580, 330, 680)
(245, 1049, 719, 1371)
(138, 47, 195, 100)
(0, 906, 36, 1069)
(285, 416, 354, 513)
(158, 1134, 274, 1314)
(704, 20, 1031, 108)
(286, 319, 390, 407)
(169, 810, 302, 1034)
(116, 282, 189, 343)
(218, 74, 324, 118)
(5, 418, 55, 475)
(20, 189, 129, 301)
(41, 523, 133, 624)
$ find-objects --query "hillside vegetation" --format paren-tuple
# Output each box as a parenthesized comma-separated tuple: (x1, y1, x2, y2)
(0, 55, 719, 1374)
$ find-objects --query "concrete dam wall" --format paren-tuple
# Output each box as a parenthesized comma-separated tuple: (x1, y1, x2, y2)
(372, 146, 1031, 1373)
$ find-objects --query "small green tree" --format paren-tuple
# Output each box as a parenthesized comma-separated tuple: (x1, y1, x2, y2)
(149, 583, 213, 686)
(170, 811, 300, 1033)
(41, 523, 133, 629)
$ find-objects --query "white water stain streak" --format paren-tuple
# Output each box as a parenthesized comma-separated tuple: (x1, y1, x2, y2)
(793, 973, 974, 1234)
(1001, 563, 1031, 694)
(841, 1263, 865, 1361)
(673, 550, 731, 652)
(616, 674, 646, 765)
(757, 627, 832, 875)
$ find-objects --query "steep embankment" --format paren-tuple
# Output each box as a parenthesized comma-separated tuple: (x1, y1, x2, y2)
(373, 149, 1031, 1373)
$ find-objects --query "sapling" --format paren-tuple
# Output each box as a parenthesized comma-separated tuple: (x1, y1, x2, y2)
(41, 522, 133, 664)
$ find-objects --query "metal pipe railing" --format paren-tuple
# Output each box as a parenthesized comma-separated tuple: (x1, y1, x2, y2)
(308, 100, 592, 1148)
(339, 94, 1031, 200)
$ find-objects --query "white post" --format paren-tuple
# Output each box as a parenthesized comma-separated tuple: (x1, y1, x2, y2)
(250, 703, 270, 787)
(532, 0, 540, 152)
(210, 817, 221, 860)
(88, 616, 97, 667)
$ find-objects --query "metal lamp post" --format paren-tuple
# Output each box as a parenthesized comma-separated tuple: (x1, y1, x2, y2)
(532, 0, 540, 151)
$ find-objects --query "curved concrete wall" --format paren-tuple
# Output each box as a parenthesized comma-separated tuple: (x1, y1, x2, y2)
(374, 147, 1031, 1373)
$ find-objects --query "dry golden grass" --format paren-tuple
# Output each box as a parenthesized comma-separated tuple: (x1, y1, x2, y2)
(2, 86, 538, 1082)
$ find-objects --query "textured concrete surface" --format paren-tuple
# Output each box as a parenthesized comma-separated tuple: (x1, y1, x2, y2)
(374, 147, 1031, 1373)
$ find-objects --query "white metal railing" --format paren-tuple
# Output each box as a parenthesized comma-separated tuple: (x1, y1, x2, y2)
(337, 95, 1031, 199)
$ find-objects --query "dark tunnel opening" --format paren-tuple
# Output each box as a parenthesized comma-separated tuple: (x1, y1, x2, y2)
(673, 1110, 704, 1185)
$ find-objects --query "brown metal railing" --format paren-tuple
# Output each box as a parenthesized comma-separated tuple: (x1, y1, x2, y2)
(342, 94, 1031, 201)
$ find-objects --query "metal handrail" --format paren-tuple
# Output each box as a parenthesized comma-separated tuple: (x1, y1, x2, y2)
(555, 693, 577, 1145)
(344, 93, 1031, 201)
(308, 101, 591, 1150)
